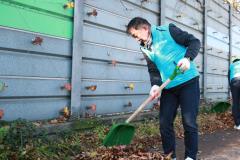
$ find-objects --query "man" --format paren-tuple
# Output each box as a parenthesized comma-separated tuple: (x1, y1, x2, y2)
(229, 58, 240, 130)
(126, 17, 200, 160)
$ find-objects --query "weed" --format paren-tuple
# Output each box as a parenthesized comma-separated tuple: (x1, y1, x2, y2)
(93, 124, 108, 143)
(3, 119, 36, 151)
(135, 120, 159, 138)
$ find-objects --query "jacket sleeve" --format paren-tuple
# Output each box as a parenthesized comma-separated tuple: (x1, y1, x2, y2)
(169, 23, 200, 60)
(142, 53, 162, 86)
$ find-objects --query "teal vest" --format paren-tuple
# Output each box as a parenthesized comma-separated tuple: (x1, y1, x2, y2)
(230, 61, 240, 81)
(140, 25, 199, 89)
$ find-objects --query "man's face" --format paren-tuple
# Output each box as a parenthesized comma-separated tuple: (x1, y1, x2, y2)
(129, 26, 150, 45)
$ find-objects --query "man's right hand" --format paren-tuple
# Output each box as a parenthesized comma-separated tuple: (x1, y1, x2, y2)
(149, 85, 161, 100)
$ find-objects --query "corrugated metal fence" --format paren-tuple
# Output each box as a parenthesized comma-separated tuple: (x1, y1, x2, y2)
(0, 0, 239, 121)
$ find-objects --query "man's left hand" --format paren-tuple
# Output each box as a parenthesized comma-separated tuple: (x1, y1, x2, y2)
(177, 57, 190, 72)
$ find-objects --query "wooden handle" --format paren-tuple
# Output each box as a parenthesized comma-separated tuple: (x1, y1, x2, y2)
(125, 79, 171, 123)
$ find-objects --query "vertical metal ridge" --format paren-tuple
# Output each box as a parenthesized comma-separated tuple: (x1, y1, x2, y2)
(229, 4, 232, 98)
(71, 0, 83, 118)
(159, 0, 165, 25)
(203, 0, 208, 100)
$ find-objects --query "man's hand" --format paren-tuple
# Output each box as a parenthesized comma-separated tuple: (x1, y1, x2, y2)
(149, 85, 161, 100)
(177, 57, 190, 72)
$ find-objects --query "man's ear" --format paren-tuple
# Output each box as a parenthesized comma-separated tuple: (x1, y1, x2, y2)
(142, 25, 149, 31)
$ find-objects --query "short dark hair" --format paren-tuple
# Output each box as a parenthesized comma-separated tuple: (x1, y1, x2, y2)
(233, 58, 240, 63)
(126, 17, 151, 34)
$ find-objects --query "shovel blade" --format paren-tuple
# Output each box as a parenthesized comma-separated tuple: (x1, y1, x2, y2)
(103, 123, 135, 147)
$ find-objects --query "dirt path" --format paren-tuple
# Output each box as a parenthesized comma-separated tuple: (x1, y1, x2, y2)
(175, 129, 240, 160)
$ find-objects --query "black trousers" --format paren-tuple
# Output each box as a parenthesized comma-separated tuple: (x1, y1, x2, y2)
(159, 77, 200, 160)
(230, 80, 240, 126)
